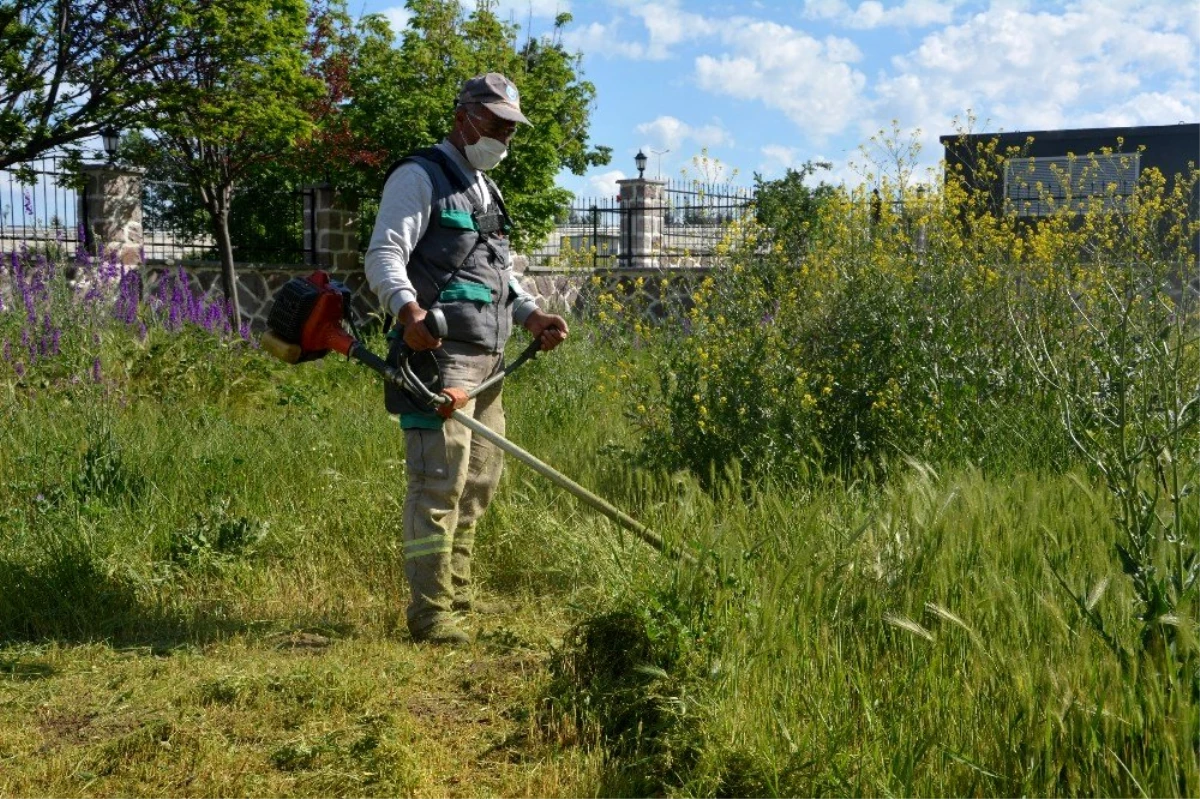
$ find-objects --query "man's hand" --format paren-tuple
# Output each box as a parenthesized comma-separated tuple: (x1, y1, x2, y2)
(523, 309, 569, 351)
(399, 302, 442, 351)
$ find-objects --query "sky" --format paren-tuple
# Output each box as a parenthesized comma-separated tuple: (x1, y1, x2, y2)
(7, 0, 1190, 225)
(352, 0, 1199, 200)
(3, 0, 1195, 231)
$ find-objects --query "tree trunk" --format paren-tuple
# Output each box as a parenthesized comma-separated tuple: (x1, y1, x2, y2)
(211, 202, 241, 330)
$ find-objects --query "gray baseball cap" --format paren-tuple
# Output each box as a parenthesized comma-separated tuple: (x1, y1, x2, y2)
(456, 73, 531, 125)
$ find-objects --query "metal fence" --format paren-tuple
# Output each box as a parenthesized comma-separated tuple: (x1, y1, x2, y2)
(662, 179, 755, 257)
(0, 154, 82, 257)
(142, 181, 315, 264)
(525, 180, 754, 269)
(527, 196, 623, 269)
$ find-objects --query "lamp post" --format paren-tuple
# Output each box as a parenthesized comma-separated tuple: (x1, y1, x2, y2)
(635, 150, 647, 179)
(650, 148, 669, 179)
(101, 128, 120, 164)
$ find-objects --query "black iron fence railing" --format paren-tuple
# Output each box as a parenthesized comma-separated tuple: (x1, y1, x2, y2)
(526, 195, 623, 269)
(662, 179, 754, 257)
(143, 181, 315, 265)
(524, 182, 754, 269)
(0, 154, 82, 257)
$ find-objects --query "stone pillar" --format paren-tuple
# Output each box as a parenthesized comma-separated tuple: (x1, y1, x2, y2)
(79, 164, 144, 265)
(305, 184, 359, 270)
(617, 178, 666, 269)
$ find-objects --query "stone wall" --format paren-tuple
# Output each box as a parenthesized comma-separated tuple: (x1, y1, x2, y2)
(144, 264, 383, 330)
(142, 258, 714, 332)
(514, 257, 710, 320)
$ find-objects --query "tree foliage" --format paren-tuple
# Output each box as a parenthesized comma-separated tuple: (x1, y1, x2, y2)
(0, 0, 185, 169)
(341, 0, 610, 251)
(133, 0, 610, 258)
(752, 161, 835, 261)
(134, 0, 320, 323)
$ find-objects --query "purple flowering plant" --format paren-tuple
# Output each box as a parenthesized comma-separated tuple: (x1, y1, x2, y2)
(1, 242, 252, 391)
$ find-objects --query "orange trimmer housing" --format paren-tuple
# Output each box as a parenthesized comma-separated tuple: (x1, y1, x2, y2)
(265, 270, 355, 361)
(298, 280, 355, 358)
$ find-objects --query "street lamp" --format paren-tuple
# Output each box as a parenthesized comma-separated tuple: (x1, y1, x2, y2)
(101, 128, 120, 163)
(650, 148, 669, 178)
(635, 149, 647, 179)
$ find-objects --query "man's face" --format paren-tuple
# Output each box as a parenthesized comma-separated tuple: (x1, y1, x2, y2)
(462, 105, 518, 146)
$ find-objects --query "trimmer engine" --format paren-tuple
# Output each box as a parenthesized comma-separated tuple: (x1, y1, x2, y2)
(261, 271, 356, 363)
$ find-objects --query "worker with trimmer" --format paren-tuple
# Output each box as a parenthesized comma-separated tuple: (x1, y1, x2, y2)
(365, 73, 568, 646)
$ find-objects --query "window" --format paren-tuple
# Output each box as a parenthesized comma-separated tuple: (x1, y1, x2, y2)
(1004, 152, 1140, 216)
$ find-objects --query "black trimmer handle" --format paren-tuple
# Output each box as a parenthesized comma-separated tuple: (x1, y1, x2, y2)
(423, 308, 448, 339)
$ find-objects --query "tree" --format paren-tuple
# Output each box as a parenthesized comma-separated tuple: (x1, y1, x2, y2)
(136, 0, 320, 326)
(342, 0, 610, 251)
(753, 161, 835, 261)
(0, 0, 185, 168)
(289, 0, 389, 191)
(128, 0, 610, 278)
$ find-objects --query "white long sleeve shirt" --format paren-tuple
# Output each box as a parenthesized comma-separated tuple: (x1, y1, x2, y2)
(364, 139, 536, 324)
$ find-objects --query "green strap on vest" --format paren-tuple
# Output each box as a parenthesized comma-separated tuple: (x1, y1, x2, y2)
(438, 281, 493, 304)
(439, 209, 476, 230)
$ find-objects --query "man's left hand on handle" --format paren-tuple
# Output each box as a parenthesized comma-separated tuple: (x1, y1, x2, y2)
(523, 309, 569, 351)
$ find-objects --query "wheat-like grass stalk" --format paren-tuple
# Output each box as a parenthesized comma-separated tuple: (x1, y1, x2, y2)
(884, 614, 934, 642)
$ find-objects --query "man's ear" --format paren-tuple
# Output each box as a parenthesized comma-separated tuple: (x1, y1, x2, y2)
(452, 106, 475, 142)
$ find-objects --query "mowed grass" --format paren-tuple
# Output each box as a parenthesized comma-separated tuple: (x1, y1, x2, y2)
(1, 324, 1197, 796)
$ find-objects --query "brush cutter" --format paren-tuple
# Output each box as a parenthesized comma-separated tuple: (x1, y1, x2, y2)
(260, 270, 689, 565)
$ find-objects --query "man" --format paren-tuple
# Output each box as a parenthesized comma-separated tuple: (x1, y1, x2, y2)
(365, 73, 568, 646)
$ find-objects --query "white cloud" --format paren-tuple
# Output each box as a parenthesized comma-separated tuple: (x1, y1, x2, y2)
(377, 5, 412, 36)
(694, 21, 868, 139)
(1073, 92, 1199, 129)
(585, 169, 626, 197)
(873, 1, 1200, 137)
(561, 0, 717, 60)
(632, 2, 719, 59)
(636, 115, 733, 151)
(560, 20, 648, 59)
(841, 0, 1200, 186)
(758, 144, 801, 177)
(824, 35, 863, 63)
(803, 0, 961, 29)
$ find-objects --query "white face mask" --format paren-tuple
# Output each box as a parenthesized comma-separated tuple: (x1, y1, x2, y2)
(463, 114, 509, 171)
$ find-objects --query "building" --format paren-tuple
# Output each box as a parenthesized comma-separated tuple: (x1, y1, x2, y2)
(940, 122, 1199, 256)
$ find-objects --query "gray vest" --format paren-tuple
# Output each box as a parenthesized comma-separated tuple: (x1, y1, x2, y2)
(399, 148, 514, 353)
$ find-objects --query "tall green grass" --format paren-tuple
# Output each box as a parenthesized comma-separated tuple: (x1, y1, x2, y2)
(542, 447, 1197, 796)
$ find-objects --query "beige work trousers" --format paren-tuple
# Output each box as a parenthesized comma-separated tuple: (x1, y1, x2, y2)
(402, 341, 505, 636)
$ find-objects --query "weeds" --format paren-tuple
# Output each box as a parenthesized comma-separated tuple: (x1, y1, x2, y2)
(166, 497, 268, 571)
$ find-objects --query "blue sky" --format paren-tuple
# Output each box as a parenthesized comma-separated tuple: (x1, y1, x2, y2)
(356, 0, 1199, 198)
(354, 0, 1199, 199)
(5, 0, 1194, 230)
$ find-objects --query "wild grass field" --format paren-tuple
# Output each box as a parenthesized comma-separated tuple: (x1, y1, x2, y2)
(1, 140, 1197, 797)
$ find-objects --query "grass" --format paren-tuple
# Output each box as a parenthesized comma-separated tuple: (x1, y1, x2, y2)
(1, 314, 1197, 796)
